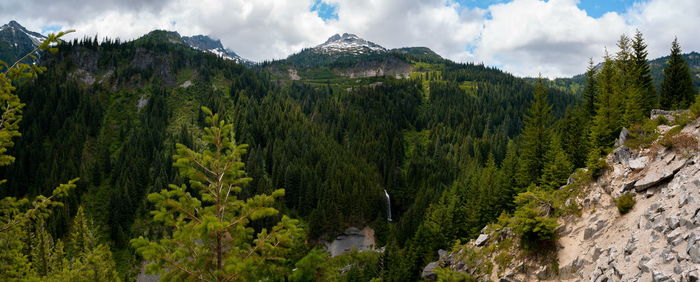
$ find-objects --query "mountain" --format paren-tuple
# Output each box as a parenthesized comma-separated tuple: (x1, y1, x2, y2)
(0, 22, 252, 67)
(135, 30, 252, 65)
(182, 35, 250, 65)
(0, 20, 47, 64)
(269, 33, 447, 80)
(313, 33, 386, 55)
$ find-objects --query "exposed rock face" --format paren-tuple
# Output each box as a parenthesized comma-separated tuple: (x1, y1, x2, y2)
(554, 116, 700, 282)
(651, 109, 691, 123)
(421, 262, 439, 280)
(474, 234, 490, 246)
(614, 127, 630, 147)
(323, 227, 376, 257)
(437, 116, 700, 282)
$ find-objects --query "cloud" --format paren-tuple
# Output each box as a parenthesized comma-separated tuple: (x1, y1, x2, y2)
(0, 0, 698, 77)
(475, 0, 630, 77)
(321, 0, 485, 61)
(626, 0, 700, 59)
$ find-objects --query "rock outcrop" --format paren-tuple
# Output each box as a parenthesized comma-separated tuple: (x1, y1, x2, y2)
(432, 115, 700, 281)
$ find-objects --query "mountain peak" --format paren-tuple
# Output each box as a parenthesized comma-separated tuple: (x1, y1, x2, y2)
(0, 20, 47, 47)
(315, 33, 385, 54)
(182, 34, 250, 64)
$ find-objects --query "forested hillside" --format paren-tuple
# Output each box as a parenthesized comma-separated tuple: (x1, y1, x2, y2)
(1, 25, 697, 281)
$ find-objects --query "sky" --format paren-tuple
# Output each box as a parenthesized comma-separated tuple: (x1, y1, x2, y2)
(1, 0, 698, 78)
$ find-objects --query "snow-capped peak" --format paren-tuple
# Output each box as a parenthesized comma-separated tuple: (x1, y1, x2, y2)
(314, 33, 386, 54)
(0, 20, 47, 46)
(182, 35, 251, 65)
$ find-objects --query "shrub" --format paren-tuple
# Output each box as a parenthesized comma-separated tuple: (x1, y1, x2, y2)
(690, 94, 700, 118)
(660, 132, 698, 150)
(510, 191, 559, 252)
(587, 157, 610, 179)
(615, 193, 636, 214)
(625, 119, 659, 149)
(656, 115, 669, 125)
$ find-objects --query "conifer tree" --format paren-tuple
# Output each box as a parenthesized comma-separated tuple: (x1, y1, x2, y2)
(539, 133, 573, 190)
(132, 107, 304, 281)
(582, 59, 598, 117)
(660, 37, 696, 109)
(517, 79, 552, 187)
(631, 30, 657, 113)
(589, 53, 623, 152)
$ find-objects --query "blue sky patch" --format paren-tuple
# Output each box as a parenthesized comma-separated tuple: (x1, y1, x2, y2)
(458, 0, 636, 18)
(41, 24, 62, 35)
(312, 0, 338, 21)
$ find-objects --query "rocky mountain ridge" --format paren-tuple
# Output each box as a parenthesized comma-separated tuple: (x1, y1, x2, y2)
(314, 33, 386, 55)
(0, 20, 47, 63)
(425, 111, 700, 281)
(181, 34, 250, 64)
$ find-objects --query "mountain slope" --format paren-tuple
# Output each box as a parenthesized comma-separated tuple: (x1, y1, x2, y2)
(430, 112, 700, 281)
(0, 20, 47, 64)
(182, 34, 250, 65)
(268, 33, 449, 80)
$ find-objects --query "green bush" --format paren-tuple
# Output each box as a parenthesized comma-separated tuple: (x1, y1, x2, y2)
(510, 191, 559, 251)
(690, 94, 700, 118)
(625, 119, 660, 149)
(656, 115, 669, 125)
(587, 157, 610, 179)
(615, 193, 636, 214)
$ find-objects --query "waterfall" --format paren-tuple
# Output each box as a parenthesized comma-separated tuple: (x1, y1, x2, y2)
(384, 190, 392, 222)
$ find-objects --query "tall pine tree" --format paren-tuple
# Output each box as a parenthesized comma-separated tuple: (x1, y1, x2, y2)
(660, 37, 696, 109)
(631, 30, 657, 113)
(582, 58, 598, 117)
(517, 79, 552, 188)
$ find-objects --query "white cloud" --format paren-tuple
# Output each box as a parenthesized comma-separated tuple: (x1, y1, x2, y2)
(626, 0, 700, 60)
(474, 0, 630, 77)
(1, 0, 699, 77)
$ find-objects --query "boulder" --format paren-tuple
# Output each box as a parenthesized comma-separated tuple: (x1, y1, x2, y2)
(688, 241, 700, 263)
(629, 156, 648, 171)
(635, 156, 687, 191)
(615, 127, 630, 147)
(661, 248, 677, 262)
(638, 256, 651, 273)
(438, 249, 448, 260)
(687, 270, 699, 282)
(650, 109, 690, 123)
(612, 146, 634, 165)
(652, 270, 670, 282)
(474, 234, 490, 246)
(667, 216, 681, 230)
(421, 262, 439, 280)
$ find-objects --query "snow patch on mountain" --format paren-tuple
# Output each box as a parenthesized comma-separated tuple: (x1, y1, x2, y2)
(0, 20, 47, 46)
(182, 35, 251, 65)
(314, 33, 386, 55)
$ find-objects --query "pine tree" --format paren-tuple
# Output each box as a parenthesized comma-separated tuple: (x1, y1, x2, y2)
(67, 206, 97, 257)
(539, 133, 573, 190)
(660, 37, 696, 109)
(132, 107, 304, 281)
(631, 30, 657, 113)
(590, 53, 623, 152)
(517, 79, 553, 187)
(582, 58, 598, 117)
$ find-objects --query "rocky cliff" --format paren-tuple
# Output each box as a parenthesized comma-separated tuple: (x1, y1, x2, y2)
(427, 111, 700, 282)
